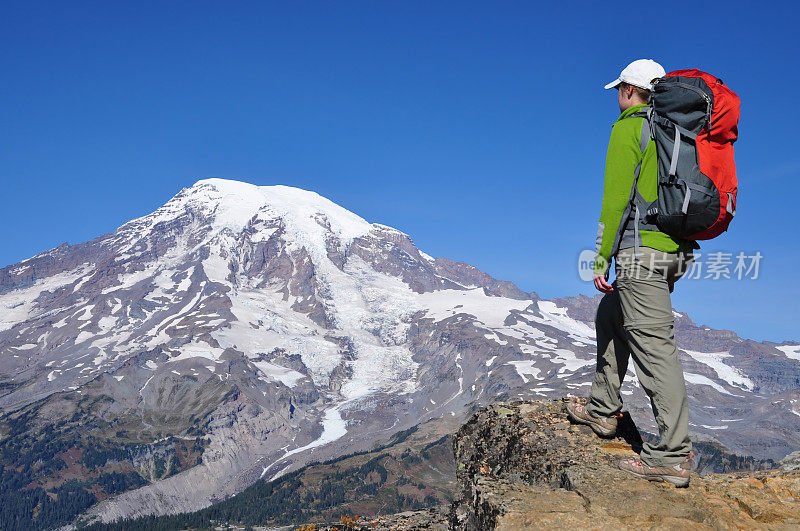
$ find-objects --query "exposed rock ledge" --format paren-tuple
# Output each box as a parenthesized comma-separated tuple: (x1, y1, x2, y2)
(448, 399, 800, 529)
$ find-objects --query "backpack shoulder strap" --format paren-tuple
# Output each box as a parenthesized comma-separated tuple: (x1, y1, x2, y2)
(630, 116, 652, 259)
(611, 114, 650, 262)
(609, 111, 656, 261)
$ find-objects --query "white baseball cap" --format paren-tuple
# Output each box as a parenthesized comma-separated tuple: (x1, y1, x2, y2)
(604, 59, 666, 91)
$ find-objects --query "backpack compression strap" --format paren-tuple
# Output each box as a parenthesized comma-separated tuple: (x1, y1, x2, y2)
(650, 114, 704, 219)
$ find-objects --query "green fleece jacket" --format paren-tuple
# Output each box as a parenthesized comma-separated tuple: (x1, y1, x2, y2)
(593, 104, 695, 275)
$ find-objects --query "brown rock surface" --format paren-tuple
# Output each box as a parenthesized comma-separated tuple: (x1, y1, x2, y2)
(448, 399, 800, 529)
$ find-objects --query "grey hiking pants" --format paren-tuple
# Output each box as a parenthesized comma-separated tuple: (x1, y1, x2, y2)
(586, 246, 693, 467)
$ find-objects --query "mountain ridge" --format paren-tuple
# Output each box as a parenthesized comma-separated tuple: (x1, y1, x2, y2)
(0, 178, 798, 528)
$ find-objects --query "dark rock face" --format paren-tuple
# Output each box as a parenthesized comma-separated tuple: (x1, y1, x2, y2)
(449, 400, 800, 529)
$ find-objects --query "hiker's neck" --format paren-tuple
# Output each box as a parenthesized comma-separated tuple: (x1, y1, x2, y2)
(619, 96, 647, 112)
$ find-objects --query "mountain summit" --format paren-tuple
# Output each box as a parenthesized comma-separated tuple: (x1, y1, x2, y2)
(0, 179, 798, 527)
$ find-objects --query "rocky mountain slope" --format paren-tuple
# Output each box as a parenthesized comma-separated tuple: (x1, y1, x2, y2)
(80, 415, 459, 530)
(1, 178, 798, 528)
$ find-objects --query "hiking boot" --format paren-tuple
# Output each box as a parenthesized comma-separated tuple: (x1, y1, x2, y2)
(618, 457, 691, 487)
(566, 400, 618, 437)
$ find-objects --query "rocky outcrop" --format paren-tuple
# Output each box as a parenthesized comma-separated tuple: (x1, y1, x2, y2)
(781, 451, 800, 472)
(449, 399, 800, 529)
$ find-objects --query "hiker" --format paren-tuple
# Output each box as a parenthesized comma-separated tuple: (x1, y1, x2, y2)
(566, 59, 697, 487)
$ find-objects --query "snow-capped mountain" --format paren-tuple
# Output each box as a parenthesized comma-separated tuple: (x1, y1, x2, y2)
(1, 179, 798, 524)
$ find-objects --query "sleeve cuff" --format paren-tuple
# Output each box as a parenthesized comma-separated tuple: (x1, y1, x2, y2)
(592, 254, 610, 276)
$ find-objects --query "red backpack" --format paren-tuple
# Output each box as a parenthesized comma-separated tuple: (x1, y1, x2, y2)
(632, 69, 741, 240)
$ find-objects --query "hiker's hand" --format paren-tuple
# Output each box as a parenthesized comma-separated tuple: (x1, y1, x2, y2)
(593, 274, 614, 294)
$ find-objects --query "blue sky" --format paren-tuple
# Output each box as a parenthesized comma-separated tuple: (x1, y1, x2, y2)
(1, 1, 798, 342)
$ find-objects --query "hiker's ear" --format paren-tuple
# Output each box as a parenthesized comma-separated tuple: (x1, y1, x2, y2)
(623, 84, 634, 99)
